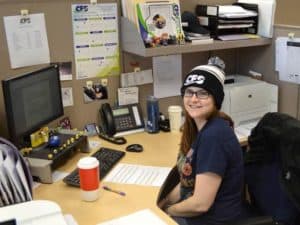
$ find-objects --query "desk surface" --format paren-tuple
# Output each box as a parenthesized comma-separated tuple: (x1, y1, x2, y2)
(33, 132, 247, 225)
(33, 132, 181, 225)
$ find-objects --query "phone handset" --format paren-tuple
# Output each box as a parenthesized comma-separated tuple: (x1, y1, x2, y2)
(98, 103, 126, 145)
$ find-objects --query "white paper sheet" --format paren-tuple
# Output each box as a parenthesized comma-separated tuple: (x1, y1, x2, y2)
(218, 5, 257, 18)
(286, 42, 300, 83)
(33, 181, 41, 189)
(97, 209, 167, 225)
(235, 121, 258, 140)
(120, 69, 153, 87)
(276, 37, 300, 84)
(118, 87, 139, 105)
(104, 163, 171, 186)
(275, 37, 287, 72)
(3, 13, 50, 68)
(64, 214, 79, 225)
(52, 170, 69, 183)
(62, 87, 74, 107)
(153, 54, 182, 98)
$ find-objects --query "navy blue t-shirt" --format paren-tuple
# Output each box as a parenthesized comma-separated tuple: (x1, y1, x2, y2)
(176, 118, 244, 225)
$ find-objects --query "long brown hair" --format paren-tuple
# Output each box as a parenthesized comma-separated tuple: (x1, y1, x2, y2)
(179, 109, 234, 155)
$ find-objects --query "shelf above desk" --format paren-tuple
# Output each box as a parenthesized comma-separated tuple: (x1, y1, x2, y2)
(120, 17, 272, 57)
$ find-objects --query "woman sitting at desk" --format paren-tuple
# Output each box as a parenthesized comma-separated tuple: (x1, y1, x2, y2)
(158, 58, 244, 225)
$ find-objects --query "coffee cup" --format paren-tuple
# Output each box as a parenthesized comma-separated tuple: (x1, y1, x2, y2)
(168, 105, 182, 132)
(77, 157, 99, 201)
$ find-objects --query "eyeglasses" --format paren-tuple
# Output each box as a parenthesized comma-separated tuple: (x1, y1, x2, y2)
(184, 88, 210, 99)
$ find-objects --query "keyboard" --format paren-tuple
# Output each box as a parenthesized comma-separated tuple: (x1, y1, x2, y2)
(63, 147, 125, 187)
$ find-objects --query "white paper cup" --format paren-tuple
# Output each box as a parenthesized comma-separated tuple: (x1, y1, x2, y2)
(168, 105, 182, 132)
(77, 157, 99, 202)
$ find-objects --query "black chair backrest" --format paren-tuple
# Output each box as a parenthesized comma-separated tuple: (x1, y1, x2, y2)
(245, 112, 300, 224)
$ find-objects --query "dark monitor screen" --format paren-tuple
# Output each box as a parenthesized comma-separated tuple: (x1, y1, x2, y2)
(2, 65, 64, 147)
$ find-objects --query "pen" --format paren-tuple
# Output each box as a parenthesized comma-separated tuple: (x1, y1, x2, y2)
(102, 185, 126, 196)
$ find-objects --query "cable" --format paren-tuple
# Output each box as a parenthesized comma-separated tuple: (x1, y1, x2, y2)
(97, 132, 127, 145)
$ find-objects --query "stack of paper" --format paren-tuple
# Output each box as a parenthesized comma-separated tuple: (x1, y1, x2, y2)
(0, 138, 33, 206)
(184, 31, 213, 44)
(218, 5, 258, 18)
(216, 5, 257, 32)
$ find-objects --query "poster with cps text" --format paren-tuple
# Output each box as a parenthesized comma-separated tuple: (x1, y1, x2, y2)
(72, 3, 120, 80)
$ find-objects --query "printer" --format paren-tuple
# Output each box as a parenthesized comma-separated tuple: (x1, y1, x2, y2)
(221, 75, 278, 137)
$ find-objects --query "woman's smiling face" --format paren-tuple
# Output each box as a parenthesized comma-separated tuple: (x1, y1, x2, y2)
(183, 87, 216, 126)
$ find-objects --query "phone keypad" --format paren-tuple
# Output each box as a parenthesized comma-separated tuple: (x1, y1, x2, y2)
(115, 116, 134, 130)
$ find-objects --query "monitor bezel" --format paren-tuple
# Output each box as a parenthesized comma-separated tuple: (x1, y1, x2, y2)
(2, 64, 64, 147)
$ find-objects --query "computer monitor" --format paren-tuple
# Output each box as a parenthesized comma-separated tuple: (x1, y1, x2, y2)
(2, 65, 64, 148)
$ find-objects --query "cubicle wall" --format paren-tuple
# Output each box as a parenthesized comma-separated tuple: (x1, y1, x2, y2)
(237, 25, 300, 119)
(0, 0, 119, 137)
(1, 0, 300, 138)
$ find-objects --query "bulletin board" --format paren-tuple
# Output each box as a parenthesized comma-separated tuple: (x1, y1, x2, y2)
(0, 0, 119, 137)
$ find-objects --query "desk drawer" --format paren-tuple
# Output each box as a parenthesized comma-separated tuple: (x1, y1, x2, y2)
(230, 83, 268, 113)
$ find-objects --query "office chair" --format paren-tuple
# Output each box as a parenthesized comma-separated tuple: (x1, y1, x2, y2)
(157, 113, 300, 225)
(240, 112, 300, 225)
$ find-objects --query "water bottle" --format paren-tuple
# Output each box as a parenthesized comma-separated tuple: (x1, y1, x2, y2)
(146, 95, 159, 133)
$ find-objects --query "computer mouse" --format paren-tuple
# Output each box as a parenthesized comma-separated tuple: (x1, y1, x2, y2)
(126, 144, 143, 152)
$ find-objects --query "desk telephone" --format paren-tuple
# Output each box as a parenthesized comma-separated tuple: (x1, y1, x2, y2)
(98, 103, 144, 144)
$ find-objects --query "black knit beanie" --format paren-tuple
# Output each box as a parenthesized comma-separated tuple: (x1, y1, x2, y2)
(181, 64, 225, 109)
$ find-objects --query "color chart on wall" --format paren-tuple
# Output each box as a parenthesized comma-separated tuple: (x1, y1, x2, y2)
(72, 3, 120, 80)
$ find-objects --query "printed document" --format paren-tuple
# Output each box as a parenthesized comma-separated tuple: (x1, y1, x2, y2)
(62, 87, 74, 107)
(72, 3, 120, 79)
(118, 87, 139, 106)
(153, 54, 182, 98)
(97, 209, 167, 225)
(276, 37, 300, 84)
(3, 13, 50, 68)
(104, 163, 171, 186)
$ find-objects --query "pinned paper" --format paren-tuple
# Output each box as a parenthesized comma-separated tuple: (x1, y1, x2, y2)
(276, 37, 300, 84)
(3, 13, 50, 68)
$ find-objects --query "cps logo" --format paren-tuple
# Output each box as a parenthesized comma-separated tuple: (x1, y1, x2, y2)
(20, 18, 31, 24)
(184, 74, 206, 86)
(75, 5, 88, 12)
